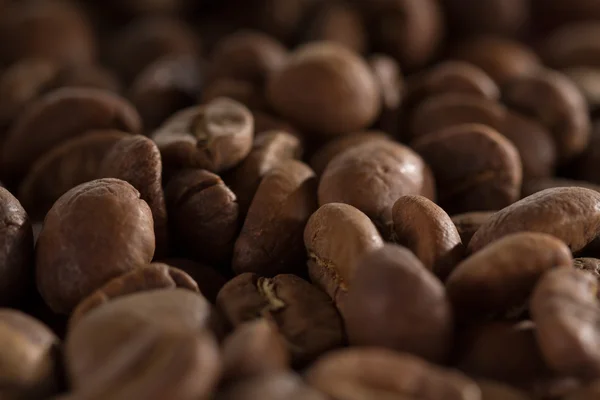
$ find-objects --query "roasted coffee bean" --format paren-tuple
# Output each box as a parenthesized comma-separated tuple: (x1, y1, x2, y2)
(319, 141, 435, 236)
(305, 348, 481, 400)
(344, 244, 453, 363)
(0, 309, 60, 399)
(502, 68, 591, 163)
(469, 187, 600, 254)
(448, 232, 572, 320)
(539, 22, 600, 70)
(129, 55, 203, 132)
(165, 169, 239, 267)
(225, 130, 302, 215)
(17, 130, 129, 220)
(456, 321, 550, 385)
(442, 0, 530, 37)
(217, 372, 326, 400)
(153, 97, 254, 174)
(521, 178, 600, 198)
(99, 135, 168, 257)
(1, 88, 141, 186)
(36, 179, 155, 314)
(267, 41, 381, 136)
(451, 211, 496, 247)
(233, 160, 317, 276)
(451, 36, 541, 85)
(216, 273, 344, 366)
(207, 30, 288, 84)
(476, 380, 532, 400)
(0, 1, 96, 67)
(304, 203, 384, 312)
(0, 188, 33, 306)
(531, 268, 600, 379)
(221, 318, 289, 382)
(110, 17, 200, 83)
(368, 54, 402, 135)
(70, 263, 199, 328)
(392, 195, 464, 280)
(412, 123, 522, 215)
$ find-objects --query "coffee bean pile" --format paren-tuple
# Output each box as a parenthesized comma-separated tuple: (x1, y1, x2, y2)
(2, 0, 600, 399)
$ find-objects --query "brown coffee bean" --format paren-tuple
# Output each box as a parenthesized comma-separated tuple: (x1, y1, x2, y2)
(305, 348, 481, 400)
(99, 135, 168, 257)
(469, 187, 600, 254)
(309, 131, 391, 177)
(451, 36, 541, 85)
(159, 258, 227, 303)
(165, 169, 239, 267)
(448, 232, 572, 320)
(319, 141, 435, 236)
(403, 61, 500, 112)
(302, 1, 368, 54)
(129, 55, 203, 131)
(442, 0, 530, 37)
(36, 179, 155, 313)
(152, 97, 254, 174)
(233, 160, 317, 276)
(574, 258, 600, 280)
(202, 78, 269, 112)
(225, 130, 303, 216)
(0, 188, 33, 306)
(0, 1, 96, 66)
(1, 87, 141, 186)
(456, 321, 549, 385)
(267, 41, 381, 136)
(70, 263, 199, 329)
(531, 268, 600, 379)
(304, 203, 384, 309)
(110, 17, 199, 82)
(344, 244, 453, 363)
(368, 54, 402, 135)
(540, 22, 600, 69)
(451, 211, 496, 247)
(221, 319, 289, 382)
(477, 380, 532, 400)
(356, 0, 444, 70)
(392, 195, 464, 280)
(562, 67, 600, 114)
(412, 123, 522, 215)
(216, 273, 344, 366)
(502, 69, 591, 163)
(217, 372, 326, 400)
(18, 130, 129, 220)
(207, 30, 288, 84)
(0, 309, 60, 399)
(521, 178, 600, 198)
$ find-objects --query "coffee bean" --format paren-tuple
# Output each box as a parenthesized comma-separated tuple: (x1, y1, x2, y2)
(217, 372, 326, 400)
(451, 211, 496, 247)
(18, 130, 129, 220)
(540, 22, 600, 69)
(0, 188, 33, 306)
(344, 244, 453, 363)
(207, 30, 288, 84)
(476, 380, 532, 400)
(99, 135, 168, 257)
(36, 179, 155, 313)
(267, 41, 381, 136)
(0, 309, 60, 399)
(221, 319, 289, 382)
(305, 348, 481, 400)
(392, 195, 464, 280)
(531, 268, 600, 379)
(153, 97, 254, 174)
(451, 36, 541, 85)
(216, 273, 344, 366)
(521, 178, 600, 198)
(233, 160, 317, 276)
(502, 68, 591, 163)
(158, 258, 228, 303)
(447, 232, 572, 320)
(304, 203, 384, 309)
(469, 187, 600, 254)
(319, 141, 435, 236)
(368, 54, 402, 135)
(226, 130, 303, 215)
(412, 123, 522, 215)
(1, 88, 141, 186)
(443, 0, 530, 37)
(70, 263, 199, 328)
(165, 169, 240, 268)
